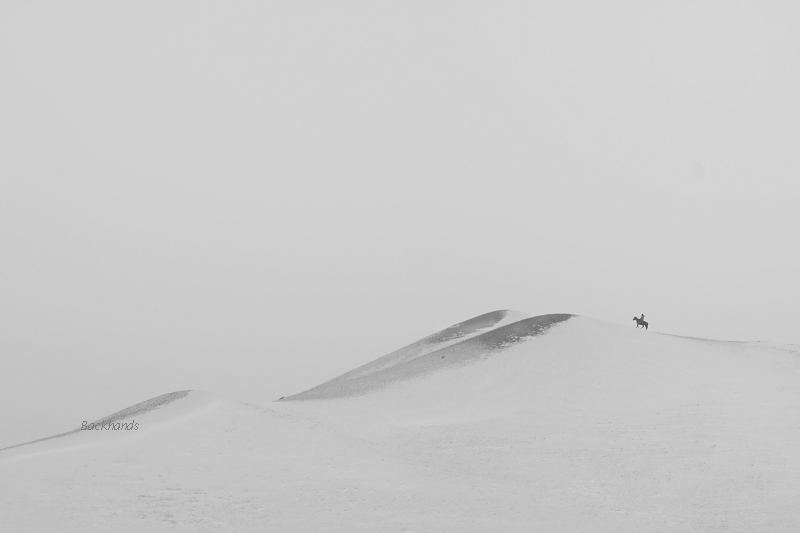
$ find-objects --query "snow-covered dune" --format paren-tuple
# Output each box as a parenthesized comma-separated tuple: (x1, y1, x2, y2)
(0, 391, 193, 452)
(2, 313, 799, 532)
(293, 309, 530, 391)
(284, 311, 570, 400)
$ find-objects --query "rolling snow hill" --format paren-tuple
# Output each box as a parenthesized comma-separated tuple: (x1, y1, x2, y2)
(2, 312, 799, 532)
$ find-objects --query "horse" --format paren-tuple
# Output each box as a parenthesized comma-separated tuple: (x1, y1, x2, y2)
(633, 317, 648, 330)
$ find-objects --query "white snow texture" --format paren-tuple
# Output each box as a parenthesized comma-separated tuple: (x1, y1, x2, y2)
(2, 311, 799, 532)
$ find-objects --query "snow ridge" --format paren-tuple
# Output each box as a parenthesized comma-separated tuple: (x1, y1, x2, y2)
(0, 391, 191, 451)
(284, 313, 573, 400)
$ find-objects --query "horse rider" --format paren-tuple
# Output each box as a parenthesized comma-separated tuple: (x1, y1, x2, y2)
(640, 314, 645, 321)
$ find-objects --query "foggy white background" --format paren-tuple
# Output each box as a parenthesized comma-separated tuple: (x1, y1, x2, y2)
(1, 1, 798, 449)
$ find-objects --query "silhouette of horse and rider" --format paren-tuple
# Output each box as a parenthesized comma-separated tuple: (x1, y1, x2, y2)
(633, 314, 648, 330)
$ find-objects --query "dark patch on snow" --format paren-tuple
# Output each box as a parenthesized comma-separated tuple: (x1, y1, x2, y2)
(473, 314, 574, 351)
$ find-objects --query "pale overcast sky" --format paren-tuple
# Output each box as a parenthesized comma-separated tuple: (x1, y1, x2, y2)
(1, 1, 798, 448)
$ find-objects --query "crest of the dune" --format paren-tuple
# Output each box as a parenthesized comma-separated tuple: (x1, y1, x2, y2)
(329, 309, 531, 381)
(283, 312, 573, 401)
(0, 390, 201, 452)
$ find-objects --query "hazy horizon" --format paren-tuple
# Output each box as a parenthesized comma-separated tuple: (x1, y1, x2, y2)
(2, 1, 798, 449)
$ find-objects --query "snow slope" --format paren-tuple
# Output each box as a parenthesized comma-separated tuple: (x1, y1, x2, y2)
(294, 309, 530, 389)
(2, 313, 799, 532)
(284, 310, 567, 400)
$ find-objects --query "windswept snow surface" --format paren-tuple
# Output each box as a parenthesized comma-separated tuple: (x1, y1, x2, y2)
(0, 391, 191, 451)
(2, 314, 800, 532)
(292, 309, 530, 391)
(284, 310, 567, 400)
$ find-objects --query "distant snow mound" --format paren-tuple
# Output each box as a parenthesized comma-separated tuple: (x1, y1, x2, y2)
(0, 391, 192, 451)
(284, 313, 573, 401)
(90, 390, 192, 426)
